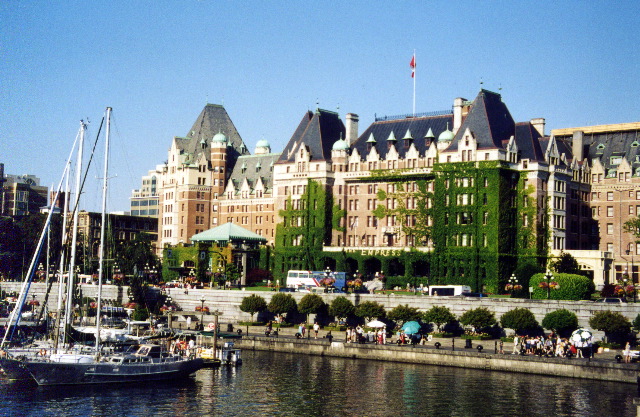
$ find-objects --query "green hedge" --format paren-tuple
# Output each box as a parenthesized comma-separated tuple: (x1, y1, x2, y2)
(529, 273, 594, 300)
(385, 275, 431, 289)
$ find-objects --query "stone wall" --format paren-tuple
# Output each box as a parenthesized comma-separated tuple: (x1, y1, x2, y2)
(234, 336, 640, 384)
(5, 283, 640, 339)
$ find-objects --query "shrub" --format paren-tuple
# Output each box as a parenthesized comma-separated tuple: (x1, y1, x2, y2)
(239, 294, 267, 322)
(298, 294, 325, 323)
(423, 306, 456, 332)
(499, 308, 539, 334)
(387, 304, 421, 326)
(459, 307, 496, 332)
(529, 273, 594, 300)
(589, 311, 632, 344)
(542, 309, 579, 337)
(633, 314, 640, 332)
(354, 301, 386, 322)
(267, 293, 297, 321)
(329, 296, 355, 323)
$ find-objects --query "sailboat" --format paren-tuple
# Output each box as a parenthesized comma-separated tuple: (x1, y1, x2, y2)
(18, 108, 204, 385)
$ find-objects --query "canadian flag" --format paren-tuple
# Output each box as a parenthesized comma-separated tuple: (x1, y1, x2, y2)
(410, 55, 416, 78)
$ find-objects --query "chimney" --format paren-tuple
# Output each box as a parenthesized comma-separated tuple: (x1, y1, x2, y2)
(531, 118, 546, 137)
(453, 98, 466, 133)
(345, 113, 359, 145)
(572, 130, 584, 162)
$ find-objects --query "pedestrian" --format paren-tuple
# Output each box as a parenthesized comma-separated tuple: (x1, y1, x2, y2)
(624, 342, 632, 363)
(499, 340, 504, 354)
(313, 322, 320, 339)
(512, 335, 519, 354)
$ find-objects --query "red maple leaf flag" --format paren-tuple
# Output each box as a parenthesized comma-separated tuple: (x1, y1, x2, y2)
(410, 54, 416, 78)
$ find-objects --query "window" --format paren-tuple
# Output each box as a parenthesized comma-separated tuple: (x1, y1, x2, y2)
(607, 192, 614, 201)
(607, 223, 614, 235)
(607, 206, 614, 217)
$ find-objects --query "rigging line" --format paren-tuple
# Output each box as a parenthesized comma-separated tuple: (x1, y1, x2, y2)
(58, 117, 106, 250)
(110, 112, 137, 194)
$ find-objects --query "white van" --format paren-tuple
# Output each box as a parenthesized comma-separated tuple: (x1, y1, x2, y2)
(428, 285, 472, 296)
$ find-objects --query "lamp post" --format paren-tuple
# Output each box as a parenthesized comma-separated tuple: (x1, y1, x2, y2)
(200, 295, 206, 331)
(166, 295, 173, 330)
(542, 270, 559, 299)
(506, 273, 519, 296)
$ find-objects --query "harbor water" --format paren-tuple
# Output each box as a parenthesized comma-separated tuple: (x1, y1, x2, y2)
(2, 350, 637, 416)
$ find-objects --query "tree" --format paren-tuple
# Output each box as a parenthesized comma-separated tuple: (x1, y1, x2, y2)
(239, 294, 267, 322)
(499, 308, 539, 335)
(459, 307, 496, 333)
(354, 301, 386, 322)
(550, 252, 583, 275)
(422, 306, 456, 332)
(267, 293, 297, 323)
(387, 304, 421, 326)
(329, 296, 355, 324)
(298, 294, 325, 323)
(589, 311, 632, 344)
(623, 216, 640, 243)
(632, 314, 640, 333)
(542, 309, 579, 337)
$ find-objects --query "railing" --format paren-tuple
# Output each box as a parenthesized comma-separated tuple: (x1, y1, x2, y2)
(375, 110, 452, 122)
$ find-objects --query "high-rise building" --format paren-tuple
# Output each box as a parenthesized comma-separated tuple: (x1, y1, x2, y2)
(0, 170, 49, 216)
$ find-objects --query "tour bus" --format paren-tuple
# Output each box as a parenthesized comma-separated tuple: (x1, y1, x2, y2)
(286, 270, 347, 291)
(428, 285, 472, 296)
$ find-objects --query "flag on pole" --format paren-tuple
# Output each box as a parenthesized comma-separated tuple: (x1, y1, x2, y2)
(410, 54, 416, 78)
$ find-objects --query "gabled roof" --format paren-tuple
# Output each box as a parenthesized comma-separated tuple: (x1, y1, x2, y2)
(352, 114, 453, 159)
(191, 222, 267, 243)
(446, 89, 515, 152)
(277, 109, 346, 163)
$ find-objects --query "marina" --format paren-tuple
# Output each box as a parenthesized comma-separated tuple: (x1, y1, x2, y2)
(2, 350, 638, 417)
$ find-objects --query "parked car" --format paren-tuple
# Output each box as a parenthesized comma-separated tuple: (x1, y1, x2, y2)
(595, 298, 627, 303)
(278, 287, 296, 292)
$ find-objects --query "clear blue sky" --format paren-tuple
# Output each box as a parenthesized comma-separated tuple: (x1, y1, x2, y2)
(2, 1, 638, 212)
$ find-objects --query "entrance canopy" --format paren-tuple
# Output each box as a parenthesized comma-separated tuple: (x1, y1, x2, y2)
(191, 223, 267, 246)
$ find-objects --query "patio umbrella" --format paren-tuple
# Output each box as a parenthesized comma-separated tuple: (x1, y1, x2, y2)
(570, 329, 593, 344)
(402, 321, 422, 335)
(367, 320, 386, 328)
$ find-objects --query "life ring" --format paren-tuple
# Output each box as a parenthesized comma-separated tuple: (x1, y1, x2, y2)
(207, 323, 216, 330)
(38, 349, 47, 356)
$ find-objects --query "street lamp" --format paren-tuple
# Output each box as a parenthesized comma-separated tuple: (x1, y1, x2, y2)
(200, 295, 206, 331)
(505, 273, 521, 296)
(540, 270, 559, 299)
(166, 295, 173, 330)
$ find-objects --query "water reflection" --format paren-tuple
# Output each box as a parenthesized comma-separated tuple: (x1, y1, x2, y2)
(2, 350, 637, 417)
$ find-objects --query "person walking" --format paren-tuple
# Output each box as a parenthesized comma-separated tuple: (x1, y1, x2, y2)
(313, 322, 320, 339)
(512, 335, 520, 354)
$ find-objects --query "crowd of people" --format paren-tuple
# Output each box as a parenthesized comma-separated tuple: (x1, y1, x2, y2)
(511, 334, 593, 358)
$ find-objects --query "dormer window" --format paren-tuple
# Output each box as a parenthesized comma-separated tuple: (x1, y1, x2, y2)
(632, 141, 639, 148)
(610, 156, 622, 165)
(596, 143, 605, 154)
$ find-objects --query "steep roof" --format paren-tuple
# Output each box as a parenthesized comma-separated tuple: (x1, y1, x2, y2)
(447, 89, 515, 152)
(191, 222, 267, 243)
(277, 109, 346, 163)
(352, 113, 454, 159)
(515, 122, 546, 162)
(227, 153, 281, 194)
(179, 104, 250, 170)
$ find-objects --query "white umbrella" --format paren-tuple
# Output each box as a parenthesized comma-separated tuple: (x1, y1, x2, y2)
(570, 328, 593, 344)
(367, 320, 386, 328)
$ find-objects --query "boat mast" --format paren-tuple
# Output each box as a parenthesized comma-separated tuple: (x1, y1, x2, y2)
(63, 120, 86, 346)
(0, 131, 80, 349)
(53, 163, 71, 352)
(95, 107, 111, 354)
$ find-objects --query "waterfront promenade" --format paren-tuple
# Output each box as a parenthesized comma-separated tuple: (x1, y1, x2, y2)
(230, 325, 640, 385)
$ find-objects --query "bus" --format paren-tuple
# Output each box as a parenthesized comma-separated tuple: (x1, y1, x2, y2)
(286, 270, 347, 290)
(428, 285, 472, 296)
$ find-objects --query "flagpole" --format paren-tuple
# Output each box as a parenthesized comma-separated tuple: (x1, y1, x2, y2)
(412, 50, 416, 116)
